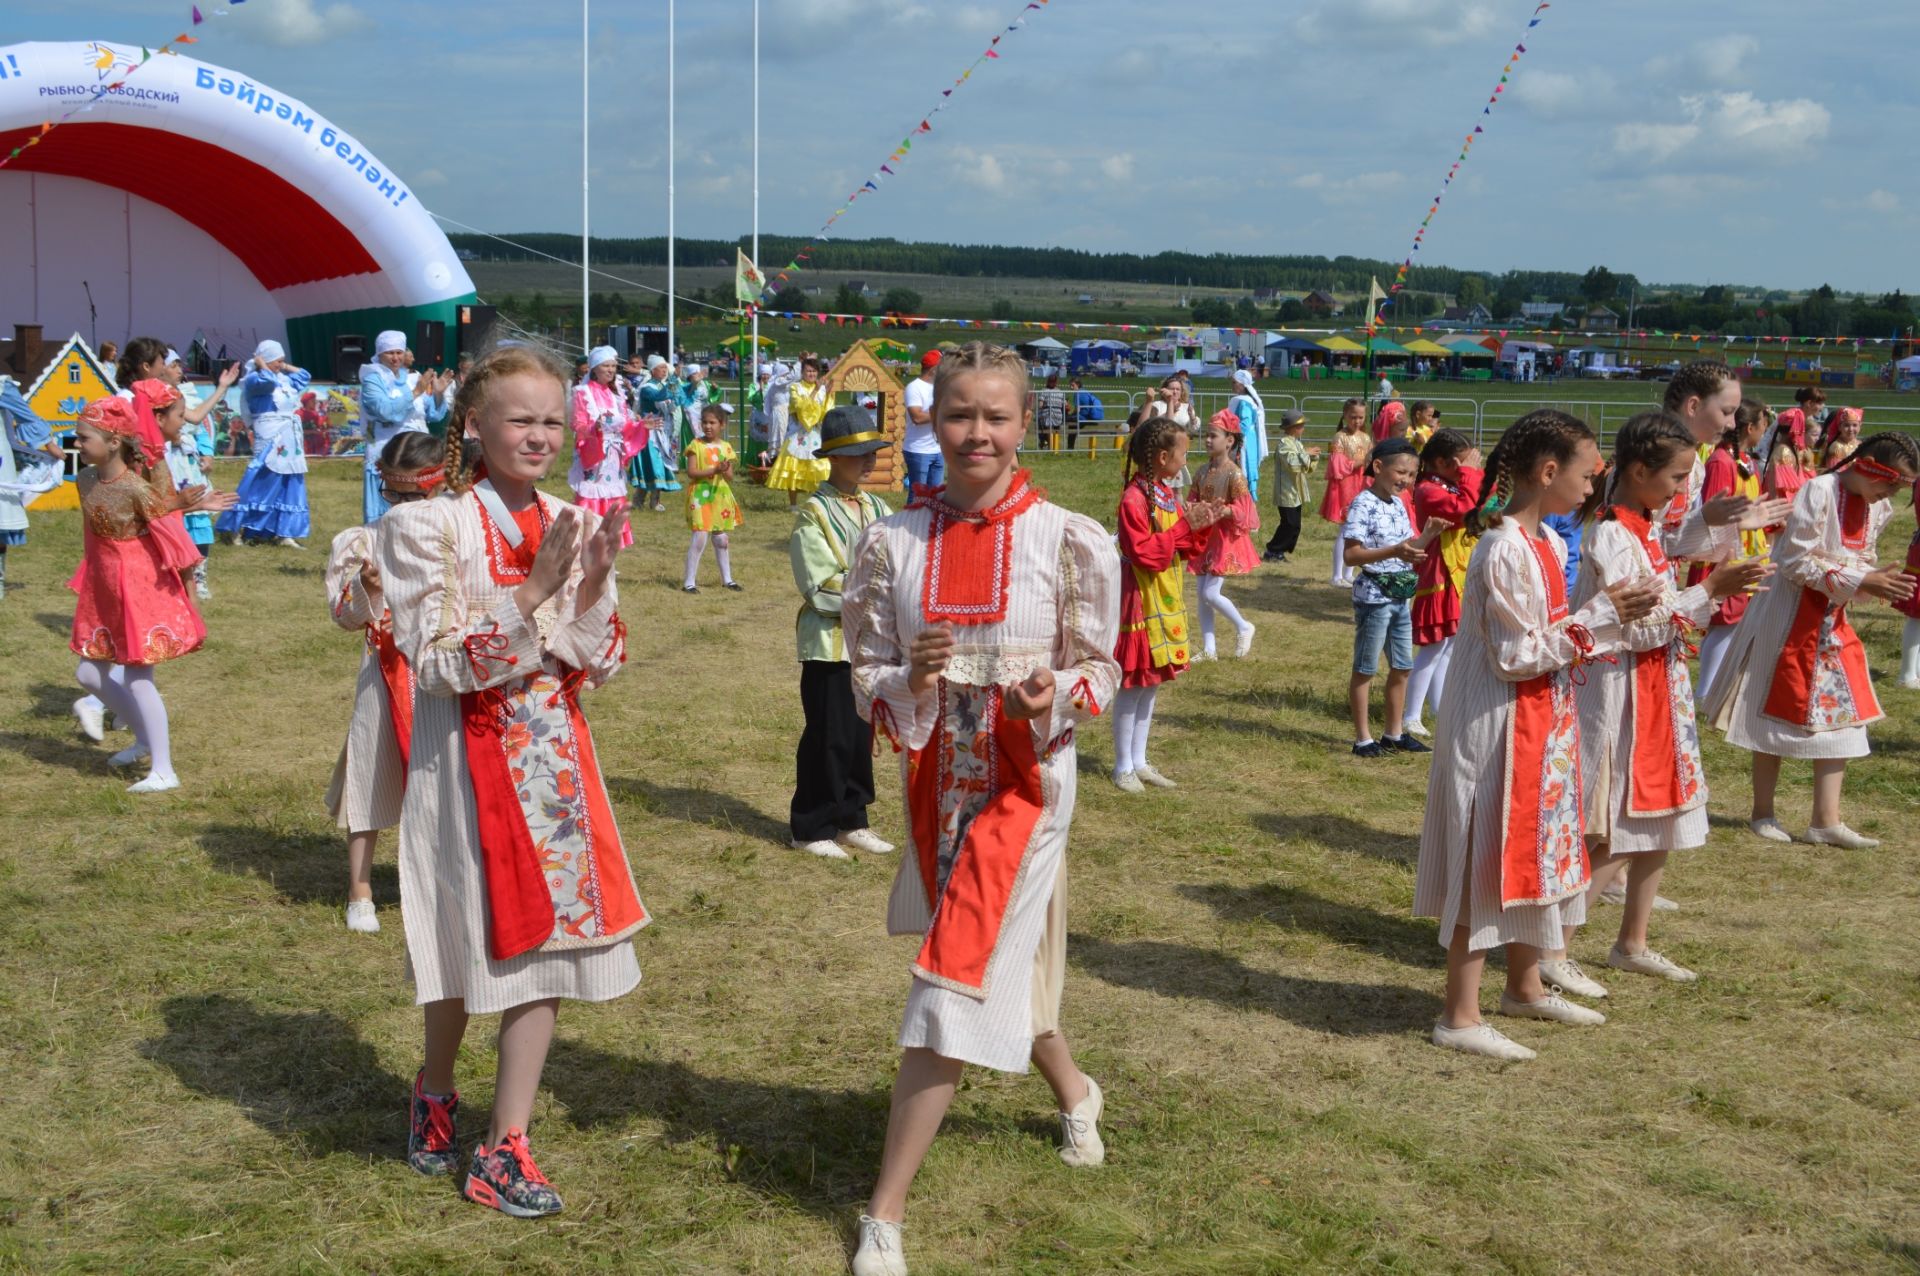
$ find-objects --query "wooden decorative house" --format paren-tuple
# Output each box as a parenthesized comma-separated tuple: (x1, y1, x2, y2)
(23, 333, 115, 510)
(824, 339, 907, 492)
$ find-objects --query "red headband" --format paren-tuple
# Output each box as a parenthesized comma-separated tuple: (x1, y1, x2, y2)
(1850, 454, 1905, 484)
(378, 461, 447, 494)
(1209, 407, 1242, 435)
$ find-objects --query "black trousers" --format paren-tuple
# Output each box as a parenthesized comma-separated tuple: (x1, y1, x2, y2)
(790, 660, 876, 842)
(1265, 503, 1303, 556)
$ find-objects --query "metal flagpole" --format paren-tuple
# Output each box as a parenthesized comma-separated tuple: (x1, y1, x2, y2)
(582, 0, 590, 353)
(666, 0, 676, 367)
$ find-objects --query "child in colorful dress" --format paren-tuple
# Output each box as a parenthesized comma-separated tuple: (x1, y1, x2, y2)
(1561, 412, 1771, 991)
(1400, 429, 1483, 738)
(0, 378, 61, 601)
(1762, 406, 1812, 512)
(682, 402, 744, 593)
(1318, 398, 1371, 586)
(841, 342, 1119, 1276)
(68, 396, 233, 794)
(568, 346, 641, 549)
(1111, 410, 1209, 793)
(1413, 410, 1663, 1061)
(214, 340, 312, 547)
(1343, 438, 1440, 758)
(1188, 408, 1260, 661)
(377, 344, 643, 1218)
(1817, 406, 1863, 468)
(769, 357, 831, 507)
(1690, 399, 1773, 695)
(1702, 431, 1920, 848)
(323, 432, 445, 935)
(788, 405, 895, 860)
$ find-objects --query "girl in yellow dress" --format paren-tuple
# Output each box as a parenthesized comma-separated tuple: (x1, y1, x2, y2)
(768, 356, 832, 506)
(683, 403, 744, 593)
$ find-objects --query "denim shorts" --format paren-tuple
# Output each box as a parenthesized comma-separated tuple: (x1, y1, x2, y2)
(1352, 599, 1414, 676)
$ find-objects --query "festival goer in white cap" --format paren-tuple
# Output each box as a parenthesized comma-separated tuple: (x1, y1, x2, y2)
(569, 345, 640, 548)
(213, 339, 313, 547)
(633, 355, 683, 511)
(1228, 366, 1268, 504)
(358, 331, 448, 523)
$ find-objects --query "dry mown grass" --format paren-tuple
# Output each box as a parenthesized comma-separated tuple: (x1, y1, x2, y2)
(1, 454, 1917, 1274)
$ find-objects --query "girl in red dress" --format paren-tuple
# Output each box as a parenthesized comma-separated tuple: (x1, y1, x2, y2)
(1111, 410, 1213, 792)
(68, 396, 232, 793)
(1188, 408, 1260, 661)
(1318, 398, 1370, 586)
(1401, 428, 1483, 737)
(1689, 399, 1772, 694)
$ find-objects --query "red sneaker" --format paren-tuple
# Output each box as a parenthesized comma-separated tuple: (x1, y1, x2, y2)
(463, 1128, 563, 1218)
(406, 1070, 460, 1177)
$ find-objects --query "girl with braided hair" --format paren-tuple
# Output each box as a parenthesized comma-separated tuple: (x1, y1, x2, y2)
(1555, 412, 1771, 991)
(1413, 410, 1664, 1062)
(1701, 430, 1920, 848)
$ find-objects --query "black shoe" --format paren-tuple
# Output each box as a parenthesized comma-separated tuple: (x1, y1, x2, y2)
(724, 581, 744, 592)
(682, 585, 699, 594)
(1351, 741, 1384, 759)
(1382, 735, 1432, 754)
(1261, 551, 1286, 563)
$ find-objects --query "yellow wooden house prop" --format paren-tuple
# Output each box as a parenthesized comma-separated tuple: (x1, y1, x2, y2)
(823, 339, 907, 492)
(23, 333, 114, 511)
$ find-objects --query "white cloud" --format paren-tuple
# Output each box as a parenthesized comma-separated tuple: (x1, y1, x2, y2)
(1510, 69, 1617, 119)
(413, 168, 448, 189)
(1289, 170, 1405, 204)
(1647, 34, 1760, 85)
(1099, 152, 1135, 183)
(1611, 92, 1830, 168)
(245, 0, 371, 46)
(1294, 0, 1498, 47)
(1866, 189, 1901, 213)
(950, 147, 1008, 193)
(1824, 189, 1903, 215)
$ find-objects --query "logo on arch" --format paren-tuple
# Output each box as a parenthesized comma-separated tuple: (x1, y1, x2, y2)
(84, 43, 140, 82)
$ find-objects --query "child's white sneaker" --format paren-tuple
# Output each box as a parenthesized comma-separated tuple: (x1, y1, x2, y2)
(1749, 817, 1792, 843)
(345, 900, 380, 934)
(1537, 956, 1608, 999)
(73, 697, 105, 742)
(1805, 823, 1879, 849)
(1431, 1021, 1535, 1061)
(791, 838, 851, 860)
(1111, 771, 1146, 794)
(1233, 623, 1256, 658)
(1498, 990, 1606, 1026)
(1191, 648, 1216, 663)
(1597, 884, 1680, 911)
(1057, 1075, 1104, 1168)
(1607, 944, 1696, 983)
(852, 1215, 907, 1276)
(108, 743, 150, 768)
(836, 828, 895, 855)
(126, 771, 180, 795)
(1133, 764, 1177, 789)
(1402, 717, 1431, 738)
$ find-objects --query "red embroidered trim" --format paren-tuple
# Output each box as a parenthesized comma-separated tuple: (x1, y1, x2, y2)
(917, 471, 1043, 627)
(1611, 505, 1671, 576)
(462, 623, 519, 681)
(478, 491, 551, 586)
(1850, 454, 1904, 484)
(1838, 485, 1869, 551)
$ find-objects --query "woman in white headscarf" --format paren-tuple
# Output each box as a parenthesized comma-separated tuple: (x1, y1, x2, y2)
(570, 346, 639, 547)
(1228, 367, 1268, 504)
(214, 339, 312, 547)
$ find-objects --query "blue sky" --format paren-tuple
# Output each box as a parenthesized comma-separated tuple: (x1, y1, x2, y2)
(15, 0, 1916, 292)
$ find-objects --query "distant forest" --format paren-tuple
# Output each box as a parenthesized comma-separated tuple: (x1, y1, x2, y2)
(448, 233, 1915, 339)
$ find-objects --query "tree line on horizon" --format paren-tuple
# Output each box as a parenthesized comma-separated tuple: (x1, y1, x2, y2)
(454, 234, 1915, 341)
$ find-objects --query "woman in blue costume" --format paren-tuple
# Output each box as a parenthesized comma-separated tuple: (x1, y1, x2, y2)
(215, 339, 313, 547)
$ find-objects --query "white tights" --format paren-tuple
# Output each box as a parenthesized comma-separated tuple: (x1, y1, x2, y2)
(1902, 617, 1920, 685)
(1330, 535, 1353, 586)
(683, 531, 734, 588)
(75, 660, 173, 779)
(1196, 575, 1249, 654)
(1695, 625, 1737, 701)
(1402, 638, 1454, 732)
(1109, 685, 1160, 778)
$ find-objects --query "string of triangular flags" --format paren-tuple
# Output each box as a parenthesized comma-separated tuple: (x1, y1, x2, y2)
(760, 0, 1052, 301)
(1385, 1, 1552, 305)
(0, 2, 247, 172)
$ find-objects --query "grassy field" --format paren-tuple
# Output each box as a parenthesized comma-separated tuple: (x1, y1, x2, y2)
(2, 453, 1918, 1274)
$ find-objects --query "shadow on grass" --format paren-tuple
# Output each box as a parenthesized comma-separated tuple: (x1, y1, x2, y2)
(27, 680, 87, 720)
(30, 610, 70, 637)
(140, 994, 407, 1161)
(1251, 810, 1421, 864)
(1070, 934, 1440, 1035)
(1178, 882, 1441, 969)
(607, 777, 788, 844)
(1194, 683, 1352, 724)
(0, 728, 117, 778)
(197, 822, 399, 906)
(1155, 711, 1348, 752)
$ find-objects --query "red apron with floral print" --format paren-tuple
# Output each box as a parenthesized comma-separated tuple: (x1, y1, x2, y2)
(460, 491, 646, 960)
(1763, 487, 1883, 732)
(1613, 508, 1706, 817)
(1500, 533, 1590, 908)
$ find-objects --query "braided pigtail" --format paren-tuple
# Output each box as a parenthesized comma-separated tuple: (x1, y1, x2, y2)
(441, 344, 573, 494)
(1466, 409, 1595, 534)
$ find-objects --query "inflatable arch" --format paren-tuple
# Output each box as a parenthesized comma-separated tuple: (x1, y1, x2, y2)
(0, 41, 476, 370)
